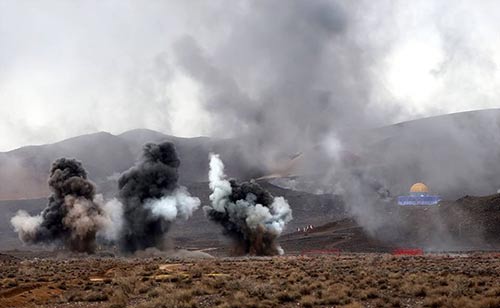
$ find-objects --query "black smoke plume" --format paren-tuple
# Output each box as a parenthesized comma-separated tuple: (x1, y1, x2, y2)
(204, 154, 292, 256)
(118, 142, 200, 253)
(11, 158, 106, 253)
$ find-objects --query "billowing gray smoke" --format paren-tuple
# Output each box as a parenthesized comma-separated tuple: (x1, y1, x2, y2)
(6, 1, 499, 252)
(171, 1, 397, 243)
(172, 1, 388, 172)
(11, 158, 108, 253)
(118, 142, 200, 253)
(204, 154, 292, 256)
(173, 2, 500, 250)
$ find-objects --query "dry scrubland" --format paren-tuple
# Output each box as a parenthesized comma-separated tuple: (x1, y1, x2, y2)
(1, 254, 499, 308)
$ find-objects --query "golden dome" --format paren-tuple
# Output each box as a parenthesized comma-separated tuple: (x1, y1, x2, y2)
(410, 182, 429, 193)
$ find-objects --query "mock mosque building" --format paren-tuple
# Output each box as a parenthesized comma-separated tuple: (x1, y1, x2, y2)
(410, 182, 429, 194)
(397, 182, 441, 206)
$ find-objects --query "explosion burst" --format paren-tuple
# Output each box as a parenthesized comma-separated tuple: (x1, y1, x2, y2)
(11, 158, 107, 253)
(118, 142, 200, 253)
(204, 153, 292, 255)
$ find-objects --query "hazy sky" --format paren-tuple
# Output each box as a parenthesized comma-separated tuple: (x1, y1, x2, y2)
(1, 0, 500, 151)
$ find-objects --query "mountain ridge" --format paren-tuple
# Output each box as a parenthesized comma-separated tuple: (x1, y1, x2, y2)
(2, 108, 500, 200)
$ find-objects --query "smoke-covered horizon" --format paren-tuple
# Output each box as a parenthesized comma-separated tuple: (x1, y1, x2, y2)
(1, 1, 500, 151)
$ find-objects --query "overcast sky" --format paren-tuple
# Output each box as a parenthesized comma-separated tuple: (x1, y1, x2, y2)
(1, 0, 500, 151)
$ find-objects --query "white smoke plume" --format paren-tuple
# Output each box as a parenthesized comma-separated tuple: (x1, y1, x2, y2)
(94, 195, 124, 242)
(10, 210, 43, 243)
(146, 187, 201, 221)
(208, 153, 232, 212)
(204, 153, 292, 256)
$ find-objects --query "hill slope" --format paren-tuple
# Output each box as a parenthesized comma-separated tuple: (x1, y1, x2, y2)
(361, 108, 500, 198)
(3, 109, 500, 200)
(0, 129, 260, 200)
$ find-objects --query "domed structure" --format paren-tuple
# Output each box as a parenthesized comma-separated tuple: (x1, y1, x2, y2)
(410, 182, 429, 193)
(398, 182, 440, 206)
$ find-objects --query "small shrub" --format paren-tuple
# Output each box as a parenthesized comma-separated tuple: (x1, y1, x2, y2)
(299, 295, 316, 308)
(277, 291, 299, 303)
(85, 291, 108, 302)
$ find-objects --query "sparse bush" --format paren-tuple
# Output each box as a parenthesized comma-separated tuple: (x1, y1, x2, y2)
(299, 295, 316, 308)
(343, 301, 364, 308)
(108, 289, 127, 308)
(424, 295, 446, 308)
(1, 253, 498, 308)
(3, 278, 18, 287)
(65, 291, 86, 302)
(477, 297, 500, 308)
(85, 291, 108, 302)
(246, 282, 272, 300)
(277, 290, 299, 303)
(147, 287, 161, 298)
(413, 286, 427, 297)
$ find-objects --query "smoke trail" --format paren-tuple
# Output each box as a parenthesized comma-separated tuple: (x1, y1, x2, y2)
(11, 158, 109, 253)
(118, 142, 200, 253)
(204, 153, 292, 256)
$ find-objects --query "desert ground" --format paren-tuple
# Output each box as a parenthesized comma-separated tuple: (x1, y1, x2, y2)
(1, 252, 499, 308)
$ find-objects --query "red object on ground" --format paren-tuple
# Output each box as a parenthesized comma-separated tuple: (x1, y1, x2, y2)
(392, 248, 424, 256)
(301, 249, 341, 256)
